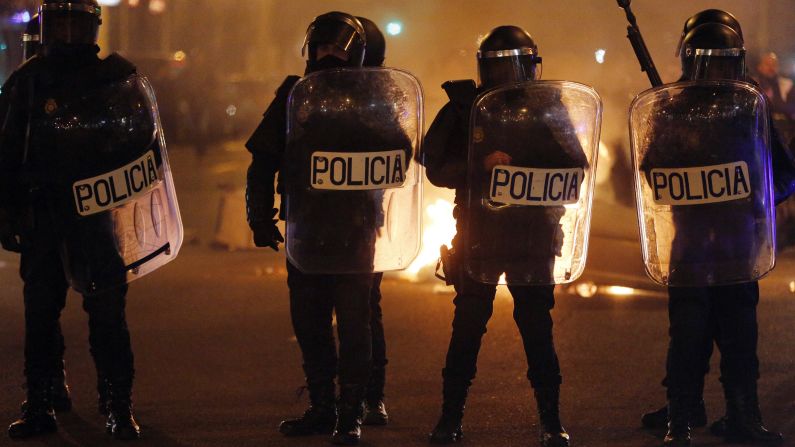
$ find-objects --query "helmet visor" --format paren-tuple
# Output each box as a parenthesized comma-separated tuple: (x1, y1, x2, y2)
(302, 20, 363, 58)
(22, 35, 40, 60)
(478, 52, 542, 87)
(40, 4, 100, 46)
(691, 48, 746, 81)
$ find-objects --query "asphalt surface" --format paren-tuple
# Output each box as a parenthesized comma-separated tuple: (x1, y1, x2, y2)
(1, 144, 794, 447)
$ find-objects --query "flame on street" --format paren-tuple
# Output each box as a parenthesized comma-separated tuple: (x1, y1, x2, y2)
(401, 199, 457, 281)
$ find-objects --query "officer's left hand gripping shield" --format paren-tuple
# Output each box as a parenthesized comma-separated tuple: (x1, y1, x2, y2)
(629, 80, 775, 286)
(284, 68, 423, 273)
(465, 81, 602, 285)
(61, 76, 183, 295)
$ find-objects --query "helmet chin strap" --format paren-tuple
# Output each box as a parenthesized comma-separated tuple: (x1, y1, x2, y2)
(306, 54, 350, 74)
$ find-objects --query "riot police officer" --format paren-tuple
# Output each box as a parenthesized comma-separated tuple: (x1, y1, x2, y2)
(355, 16, 390, 427)
(632, 13, 787, 447)
(246, 11, 402, 445)
(6, 10, 76, 417)
(0, 0, 183, 440)
(423, 26, 577, 447)
(640, 10, 747, 432)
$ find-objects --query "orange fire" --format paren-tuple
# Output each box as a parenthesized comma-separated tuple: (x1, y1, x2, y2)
(400, 198, 457, 282)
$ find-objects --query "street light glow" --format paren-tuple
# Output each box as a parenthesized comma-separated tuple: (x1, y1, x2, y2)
(97, 0, 122, 6)
(386, 22, 402, 36)
(149, 0, 166, 13)
(595, 49, 606, 64)
(10, 11, 31, 23)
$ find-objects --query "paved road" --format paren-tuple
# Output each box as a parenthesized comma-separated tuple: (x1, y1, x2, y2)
(1, 145, 793, 447)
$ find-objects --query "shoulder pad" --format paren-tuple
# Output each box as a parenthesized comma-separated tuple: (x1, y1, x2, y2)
(442, 79, 477, 106)
(77, 53, 137, 86)
(276, 75, 301, 99)
(100, 53, 137, 78)
(2, 56, 44, 92)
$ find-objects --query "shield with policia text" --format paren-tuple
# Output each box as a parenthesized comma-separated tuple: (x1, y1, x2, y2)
(465, 80, 602, 285)
(629, 80, 775, 286)
(60, 75, 183, 295)
(284, 67, 423, 274)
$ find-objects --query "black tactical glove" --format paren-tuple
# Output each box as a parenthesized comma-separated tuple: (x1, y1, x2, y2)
(251, 208, 284, 251)
(0, 210, 22, 253)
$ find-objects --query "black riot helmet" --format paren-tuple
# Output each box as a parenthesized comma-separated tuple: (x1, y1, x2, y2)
(681, 22, 746, 81)
(357, 16, 385, 67)
(676, 9, 743, 57)
(477, 26, 542, 89)
(39, 0, 102, 47)
(302, 11, 366, 72)
(22, 14, 41, 60)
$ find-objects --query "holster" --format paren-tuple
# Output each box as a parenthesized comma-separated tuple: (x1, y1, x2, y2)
(435, 244, 458, 287)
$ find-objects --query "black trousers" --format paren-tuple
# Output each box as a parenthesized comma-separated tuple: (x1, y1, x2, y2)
(370, 273, 387, 371)
(286, 260, 381, 387)
(664, 282, 760, 397)
(443, 264, 562, 389)
(20, 235, 134, 385)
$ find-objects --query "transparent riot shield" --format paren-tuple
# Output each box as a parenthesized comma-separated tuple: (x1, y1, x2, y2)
(465, 81, 602, 285)
(629, 80, 775, 286)
(284, 68, 423, 273)
(60, 75, 184, 295)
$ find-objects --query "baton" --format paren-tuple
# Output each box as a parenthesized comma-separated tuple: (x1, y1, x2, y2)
(616, 0, 663, 87)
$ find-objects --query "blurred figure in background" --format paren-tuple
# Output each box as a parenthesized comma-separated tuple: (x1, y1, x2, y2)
(756, 52, 795, 123)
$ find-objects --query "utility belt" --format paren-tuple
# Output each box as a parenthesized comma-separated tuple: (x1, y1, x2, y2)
(433, 203, 563, 287)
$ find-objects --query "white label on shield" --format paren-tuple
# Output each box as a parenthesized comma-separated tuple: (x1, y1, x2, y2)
(73, 151, 160, 217)
(649, 161, 751, 205)
(311, 150, 406, 190)
(490, 165, 583, 206)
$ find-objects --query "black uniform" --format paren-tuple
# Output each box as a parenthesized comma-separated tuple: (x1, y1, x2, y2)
(646, 87, 793, 442)
(0, 48, 139, 439)
(639, 96, 795, 432)
(637, 17, 788, 447)
(246, 75, 388, 391)
(640, 85, 767, 399)
(424, 79, 575, 447)
(426, 80, 588, 391)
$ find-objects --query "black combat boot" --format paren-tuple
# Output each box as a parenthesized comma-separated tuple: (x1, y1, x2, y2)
(664, 396, 693, 447)
(97, 371, 110, 415)
(642, 400, 707, 429)
(429, 379, 468, 444)
(51, 367, 73, 413)
(8, 379, 58, 439)
(719, 384, 784, 445)
(279, 381, 337, 436)
(105, 378, 141, 440)
(21, 375, 72, 414)
(535, 386, 570, 447)
(709, 415, 729, 437)
(331, 384, 366, 445)
(363, 367, 388, 426)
